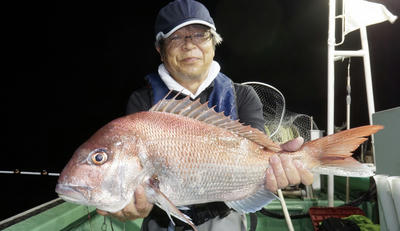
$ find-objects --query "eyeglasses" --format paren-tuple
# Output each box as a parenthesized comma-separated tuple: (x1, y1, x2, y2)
(166, 31, 213, 47)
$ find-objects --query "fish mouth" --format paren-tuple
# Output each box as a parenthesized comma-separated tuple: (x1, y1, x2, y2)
(55, 184, 93, 203)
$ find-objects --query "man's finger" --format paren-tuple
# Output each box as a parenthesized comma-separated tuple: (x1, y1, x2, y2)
(96, 209, 109, 216)
(270, 154, 289, 189)
(280, 155, 301, 185)
(294, 160, 314, 185)
(96, 186, 153, 222)
(280, 137, 304, 152)
(134, 185, 153, 216)
(265, 167, 278, 192)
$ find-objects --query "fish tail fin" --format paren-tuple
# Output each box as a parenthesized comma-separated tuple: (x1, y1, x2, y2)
(303, 125, 383, 177)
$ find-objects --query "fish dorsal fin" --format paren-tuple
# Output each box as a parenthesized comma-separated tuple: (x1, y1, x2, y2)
(150, 92, 281, 152)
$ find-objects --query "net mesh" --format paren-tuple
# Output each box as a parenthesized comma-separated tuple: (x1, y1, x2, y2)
(242, 82, 319, 143)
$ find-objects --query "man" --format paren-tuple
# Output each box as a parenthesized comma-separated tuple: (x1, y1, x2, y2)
(98, 0, 313, 230)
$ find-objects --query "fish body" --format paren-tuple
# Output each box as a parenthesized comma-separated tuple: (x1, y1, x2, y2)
(56, 94, 383, 229)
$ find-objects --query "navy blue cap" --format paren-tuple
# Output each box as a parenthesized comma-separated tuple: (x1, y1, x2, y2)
(155, 0, 216, 40)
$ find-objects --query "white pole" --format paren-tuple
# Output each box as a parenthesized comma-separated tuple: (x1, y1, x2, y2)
(277, 189, 294, 231)
(359, 26, 377, 163)
(327, 0, 336, 207)
(346, 59, 351, 203)
(360, 27, 375, 124)
(334, 50, 365, 58)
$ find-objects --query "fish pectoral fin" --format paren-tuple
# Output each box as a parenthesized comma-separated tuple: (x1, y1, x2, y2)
(225, 188, 278, 214)
(146, 183, 197, 231)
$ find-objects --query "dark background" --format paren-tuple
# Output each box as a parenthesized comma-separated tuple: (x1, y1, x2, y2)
(2, 0, 399, 221)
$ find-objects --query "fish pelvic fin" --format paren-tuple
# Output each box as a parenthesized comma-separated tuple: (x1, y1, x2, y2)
(149, 91, 281, 152)
(225, 187, 278, 213)
(303, 125, 383, 177)
(145, 179, 197, 231)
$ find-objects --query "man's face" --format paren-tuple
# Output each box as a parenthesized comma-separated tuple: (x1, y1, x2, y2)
(158, 24, 215, 83)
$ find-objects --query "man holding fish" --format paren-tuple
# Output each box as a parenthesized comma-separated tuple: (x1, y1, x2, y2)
(56, 0, 381, 229)
(97, 0, 314, 230)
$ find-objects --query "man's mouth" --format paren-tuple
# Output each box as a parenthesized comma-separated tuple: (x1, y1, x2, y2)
(181, 57, 200, 63)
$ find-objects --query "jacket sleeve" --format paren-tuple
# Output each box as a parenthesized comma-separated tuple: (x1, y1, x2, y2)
(235, 84, 266, 133)
(126, 88, 153, 115)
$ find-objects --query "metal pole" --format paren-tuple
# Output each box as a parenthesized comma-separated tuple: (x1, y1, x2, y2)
(346, 58, 351, 203)
(0, 170, 60, 176)
(359, 26, 377, 163)
(360, 27, 375, 124)
(327, 0, 336, 207)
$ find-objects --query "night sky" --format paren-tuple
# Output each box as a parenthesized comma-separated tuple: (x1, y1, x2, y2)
(3, 0, 399, 221)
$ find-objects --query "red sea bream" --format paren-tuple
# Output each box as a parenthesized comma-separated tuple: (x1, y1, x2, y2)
(56, 93, 383, 230)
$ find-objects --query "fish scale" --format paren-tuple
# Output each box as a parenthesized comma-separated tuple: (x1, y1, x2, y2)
(141, 114, 268, 204)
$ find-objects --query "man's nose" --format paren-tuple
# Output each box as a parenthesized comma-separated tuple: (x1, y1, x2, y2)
(182, 35, 196, 48)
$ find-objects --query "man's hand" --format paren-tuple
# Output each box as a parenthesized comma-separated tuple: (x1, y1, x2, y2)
(265, 137, 314, 192)
(96, 185, 153, 222)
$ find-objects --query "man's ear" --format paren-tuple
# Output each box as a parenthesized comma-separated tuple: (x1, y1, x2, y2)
(155, 46, 163, 62)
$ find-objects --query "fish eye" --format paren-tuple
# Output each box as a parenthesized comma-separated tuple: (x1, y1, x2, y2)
(90, 149, 108, 165)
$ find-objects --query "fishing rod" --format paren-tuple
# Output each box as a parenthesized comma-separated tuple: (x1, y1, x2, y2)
(0, 169, 60, 176)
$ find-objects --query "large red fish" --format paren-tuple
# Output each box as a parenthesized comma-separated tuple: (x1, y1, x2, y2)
(55, 93, 382, 230)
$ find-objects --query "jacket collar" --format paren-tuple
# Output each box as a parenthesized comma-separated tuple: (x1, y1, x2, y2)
(157, 61, 221, 99)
